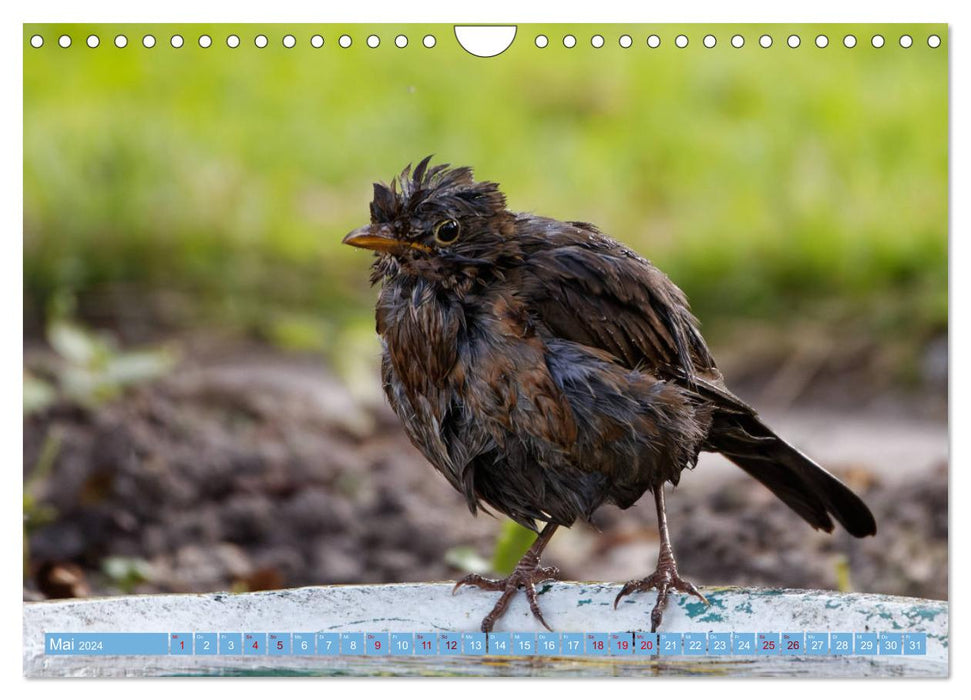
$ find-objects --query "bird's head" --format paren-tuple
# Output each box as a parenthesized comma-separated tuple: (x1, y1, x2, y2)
(343, 157, 517, 285)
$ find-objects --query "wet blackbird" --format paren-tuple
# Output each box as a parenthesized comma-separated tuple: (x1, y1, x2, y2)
(343, 158, 877, 633)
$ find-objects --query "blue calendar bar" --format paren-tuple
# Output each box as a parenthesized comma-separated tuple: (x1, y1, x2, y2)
(831, 632, 853, 655)
(610, 632, 633, 655)
(537, 632, 559, 654)
(439, 632, 462, 655)
(904, 633, 927, 655)
(880, 633, 903, 655)
(219, 632, 242, 655)
(757, 632, 780, 655)
(170, 632, 192, 655)
(462, 632, 487, 655)
(391, 632, 415, 655)
(708, 632, 731, 655)
(782, 632, 804, 655)
(43, 631, 932, 657)
(367, 632, 389, 655)
(268, 633, 291, 655)
(45, 633, 169, 656)
(292, 633, 315, 655)
(561, 632, 584, 655)
(733, 633, 756, 655)
(340, 632, 365, 655)
(806, 632, 829, 655)
(586, 633, 609, 656)
(683, 632, 706, 656)
(415, 632, 437, 655)
(659, 632, 681, 655)
(512, 632, 536, 655)
(634, 632, 657, 655)
(195, 633, 217, 655)
(855, 633, 878, 655)
(488, 632, 512, 655)
(316, 632, 340, 655)
(243, 632, 266, 655)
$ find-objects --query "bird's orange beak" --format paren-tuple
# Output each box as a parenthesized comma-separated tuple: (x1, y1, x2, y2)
(342, 224, 433, 254)
(342, 224, 402, 253)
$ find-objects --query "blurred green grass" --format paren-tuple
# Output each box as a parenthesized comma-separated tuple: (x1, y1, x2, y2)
(24, 24, 947, 366)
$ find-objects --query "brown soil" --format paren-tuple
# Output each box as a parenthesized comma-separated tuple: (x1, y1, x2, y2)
(23, 346, 947, 602)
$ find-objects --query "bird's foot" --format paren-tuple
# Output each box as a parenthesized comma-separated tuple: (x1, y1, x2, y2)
(614, 562, 709, 633)
(453, 563, 560, 632)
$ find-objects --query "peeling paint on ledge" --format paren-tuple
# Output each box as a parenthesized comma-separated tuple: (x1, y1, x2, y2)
(24, 583, 947, 677)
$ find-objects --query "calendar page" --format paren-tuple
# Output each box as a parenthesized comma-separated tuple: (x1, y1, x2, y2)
(22, 21, 948, 678)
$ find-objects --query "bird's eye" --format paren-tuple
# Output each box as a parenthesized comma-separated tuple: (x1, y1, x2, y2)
(433, 219, 460, 245)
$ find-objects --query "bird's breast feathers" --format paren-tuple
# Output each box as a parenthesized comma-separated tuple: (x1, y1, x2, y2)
(377, 278, 578, 453)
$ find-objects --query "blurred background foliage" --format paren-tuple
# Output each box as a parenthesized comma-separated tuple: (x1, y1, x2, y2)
(24, 23, 947, 376)
(22, 23, 948, 597)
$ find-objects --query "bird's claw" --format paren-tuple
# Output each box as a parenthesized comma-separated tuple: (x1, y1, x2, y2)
(614, 566, 708, 633)
(453, 565, 560, 632)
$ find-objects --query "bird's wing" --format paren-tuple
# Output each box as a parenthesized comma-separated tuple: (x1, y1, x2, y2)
(514, 219, 720, 386)
(511, 219, 877, 537)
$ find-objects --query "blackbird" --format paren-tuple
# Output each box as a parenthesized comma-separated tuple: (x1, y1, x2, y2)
(343, 157, 877, 633)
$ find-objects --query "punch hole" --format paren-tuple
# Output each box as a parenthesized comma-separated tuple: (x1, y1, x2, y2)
(843, 34, 857, 48)
(311, 35, 324, 48)
(114, 35, 127, 48)
(255, 34, 268, 48)
(338, 35, 352, 48)
(394, 35, 407, 48)
(454, 26, 515, 56)
(815, 35, 828, 48)
(86, 35, 100, 48)
(787, 34, 800, 48)
(619, 34, 632, 48)
(170, 35, 183, 49)
(535, 34, 548, 48)
(591, 35, 604, 48)
(283, 35, 296, 48)
(30, 35, 43, 48)
(142, 35, 156, 48)
(422, 35, 436, 48)
(703, 34, 716, 48)
(199, 35, 212, 48)
(928, 35, 941, 48)
(759, 34, 772, 48)
(731, 35, 744, 48)
(899, 34, 913, 48)
(58, 35, 71, 48)
(647, 34, 660, 48)
(226, 35, 240, 48)
(367, 35, 380, 48)
(563, 35, 577, 48)
(675, 34, 688, 48)
(871, 34, 884, 48)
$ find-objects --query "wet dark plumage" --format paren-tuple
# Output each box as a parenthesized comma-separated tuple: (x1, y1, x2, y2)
(344, 158, 876, 631)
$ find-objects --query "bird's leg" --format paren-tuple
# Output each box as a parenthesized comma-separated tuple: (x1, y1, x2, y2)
(614, 485, 709, 632)
(453, 522, 560, 632)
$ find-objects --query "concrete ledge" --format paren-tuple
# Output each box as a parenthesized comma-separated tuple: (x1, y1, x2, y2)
(24, 583, 948, 677)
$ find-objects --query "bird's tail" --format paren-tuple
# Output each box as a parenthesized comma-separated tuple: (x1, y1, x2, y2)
(707, 410, 877, 537)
